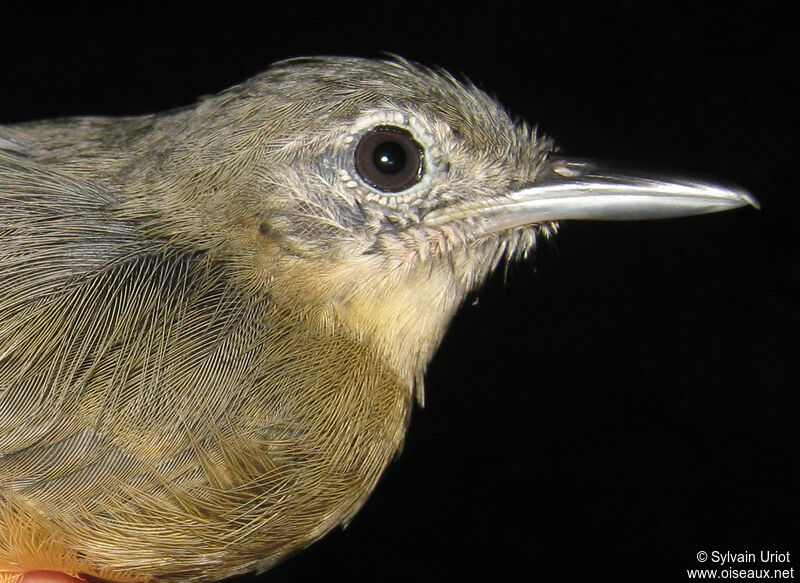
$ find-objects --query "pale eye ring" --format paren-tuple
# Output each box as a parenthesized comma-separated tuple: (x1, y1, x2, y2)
(354, 126, 424, 192)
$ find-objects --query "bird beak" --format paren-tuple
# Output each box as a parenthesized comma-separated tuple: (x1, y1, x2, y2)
(425, 155, 759, 234)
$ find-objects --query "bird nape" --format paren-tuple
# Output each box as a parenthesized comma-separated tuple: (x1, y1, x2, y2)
(0, 57, 756, 583)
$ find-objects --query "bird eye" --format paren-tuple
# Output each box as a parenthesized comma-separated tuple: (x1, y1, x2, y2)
(354, 126, 424, 192)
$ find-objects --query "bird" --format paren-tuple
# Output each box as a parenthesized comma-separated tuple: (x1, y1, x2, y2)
(0, 56, 756, 583)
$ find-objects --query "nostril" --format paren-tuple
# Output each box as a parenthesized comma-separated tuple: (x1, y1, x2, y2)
(552, 163, 583, 178)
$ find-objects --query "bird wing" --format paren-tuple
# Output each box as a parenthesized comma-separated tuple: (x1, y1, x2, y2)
(0, 139, 268, 513)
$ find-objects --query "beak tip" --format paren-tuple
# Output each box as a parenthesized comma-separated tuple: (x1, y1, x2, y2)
(741, 191, 761, 210)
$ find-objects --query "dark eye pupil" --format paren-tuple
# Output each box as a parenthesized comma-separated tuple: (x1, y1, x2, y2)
(372, 141, 407, 175)
(354, 126, 424, 193)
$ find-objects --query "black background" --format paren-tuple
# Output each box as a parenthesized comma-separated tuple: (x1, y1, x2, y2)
(1, 3, 796, 582)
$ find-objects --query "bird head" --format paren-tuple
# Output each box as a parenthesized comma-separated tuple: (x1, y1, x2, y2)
(132, 57, 756, 386)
